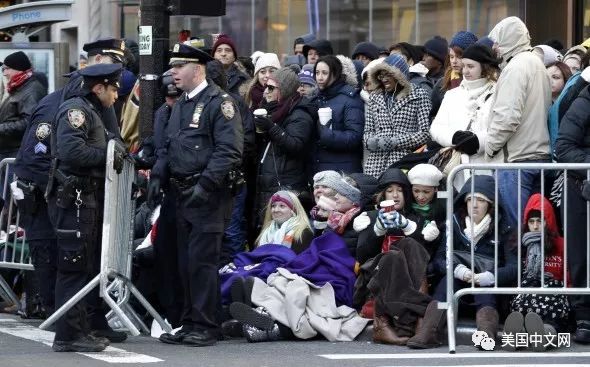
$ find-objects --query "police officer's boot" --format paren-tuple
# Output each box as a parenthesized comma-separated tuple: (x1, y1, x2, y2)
(406, 300, 447, 349)
(52, 335, 108, 352)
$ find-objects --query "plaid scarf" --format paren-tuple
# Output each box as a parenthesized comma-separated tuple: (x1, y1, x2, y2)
(7, 69, 33, 94)
(327, 206, 361, 234)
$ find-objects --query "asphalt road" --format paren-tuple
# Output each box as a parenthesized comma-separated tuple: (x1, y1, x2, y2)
(1, 314, 590, 367)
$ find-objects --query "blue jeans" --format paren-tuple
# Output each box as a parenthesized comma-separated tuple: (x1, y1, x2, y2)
(498, 159, 551, 229)
(221, 186, 247, 266)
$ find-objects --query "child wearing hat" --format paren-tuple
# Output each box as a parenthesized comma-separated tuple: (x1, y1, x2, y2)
(297, 64, 318, 98)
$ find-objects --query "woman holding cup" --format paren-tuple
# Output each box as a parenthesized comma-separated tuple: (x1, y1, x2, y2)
(253, 67, 314, 229)
(313, 55, 365, 174)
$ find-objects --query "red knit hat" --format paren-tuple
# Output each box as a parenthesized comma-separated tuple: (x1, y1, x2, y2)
(211, 34, 238, 57)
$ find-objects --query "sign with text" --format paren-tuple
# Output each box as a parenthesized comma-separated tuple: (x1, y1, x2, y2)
(139, 26, 152, 56)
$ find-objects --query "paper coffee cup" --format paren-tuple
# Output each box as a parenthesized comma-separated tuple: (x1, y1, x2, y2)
(253, 108, 268, 117)
(380, 200, 396, 212)
(318, 107, 332, 125)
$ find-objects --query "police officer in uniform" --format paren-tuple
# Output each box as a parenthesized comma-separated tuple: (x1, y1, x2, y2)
(50, 64, 124, 352)
(149, 44, 243, 346)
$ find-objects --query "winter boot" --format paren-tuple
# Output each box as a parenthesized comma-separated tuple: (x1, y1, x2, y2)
(406, 300, 446, 349)
(372, 315, 410, 345)
(476, 306, 499, 347)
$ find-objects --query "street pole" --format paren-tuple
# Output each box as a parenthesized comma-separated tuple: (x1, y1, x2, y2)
(139, 0, 169, 139)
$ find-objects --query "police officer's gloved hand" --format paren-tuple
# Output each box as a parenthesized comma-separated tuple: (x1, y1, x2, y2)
(146, 177, 161, 209)
(452, 130, 479, 155)
(254, 115, 274, 132)
(182, 184, 208, 207)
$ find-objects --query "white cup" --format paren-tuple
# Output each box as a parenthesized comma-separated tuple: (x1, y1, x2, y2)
(253, 108, 268, 117)
(318, 107, 332, 125)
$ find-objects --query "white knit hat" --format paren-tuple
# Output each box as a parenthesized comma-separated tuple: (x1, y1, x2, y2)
(533, 45, 563, 67)
(254, 53, 281, 75)
(407, 163, 443, 187)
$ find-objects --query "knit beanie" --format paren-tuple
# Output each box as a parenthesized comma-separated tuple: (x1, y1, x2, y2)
(254, 53, 281, 75)
(407, 164, 443, 187)
(462, 44, 501, 67)
(3, 51, 32, 71)
(423, 36, 449, 64)
(449, 31, 478, 51)
(383, 54, 410, 79)
(250, 50, 265, 66)
(313, 170, 341, 189)
(269, 67, 300, 100)
(298, 63, 316, 86)
(211, 34, 238, 57)
(534, 45, 563, 67)
(331, 178, 362, 205)
(303, 39, 334, 58)
(270, 190, 294, 211)
(351, 41, 380, 61)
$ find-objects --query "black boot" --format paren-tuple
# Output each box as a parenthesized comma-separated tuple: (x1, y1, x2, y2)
(52, 335, 108, 352)
(90, 327, 127, 343)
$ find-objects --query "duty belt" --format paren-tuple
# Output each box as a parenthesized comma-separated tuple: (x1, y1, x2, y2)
(54, 169, 100, 192)
(169, 173, 201, 191)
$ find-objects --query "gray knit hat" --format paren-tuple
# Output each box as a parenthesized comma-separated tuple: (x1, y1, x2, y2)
(313, 170, 341, 188)
(269, 67, 300, 100)
(332, 177, 362, 205)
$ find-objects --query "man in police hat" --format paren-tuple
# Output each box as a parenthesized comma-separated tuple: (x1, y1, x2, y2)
(149, 43, 243, 346)
(50, 63, 124, 352)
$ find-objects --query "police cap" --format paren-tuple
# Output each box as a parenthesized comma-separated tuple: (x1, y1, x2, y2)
(169, 43, 213, 66)
(83, 38, 126, 63)
(79, 63, 122, 89)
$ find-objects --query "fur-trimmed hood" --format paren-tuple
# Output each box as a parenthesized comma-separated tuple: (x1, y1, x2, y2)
(368, 62, 412, 100)
(336, 55, 360, 88)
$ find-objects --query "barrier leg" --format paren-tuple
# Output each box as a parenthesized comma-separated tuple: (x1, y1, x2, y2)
(446, 301, 457, 353)
(122, 302, 150, 334)
(124, 278, 172, 334)
(100, 275, 140, 336)
(39, 274, 100, 330)
(0, 274, 20, 308)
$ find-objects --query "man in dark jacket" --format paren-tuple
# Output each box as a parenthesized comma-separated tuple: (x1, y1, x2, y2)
(0, 51, 46, 160)
(211, 34, 250, 95)
(555, 85, 590, 344)
(303, 39, 334, 65)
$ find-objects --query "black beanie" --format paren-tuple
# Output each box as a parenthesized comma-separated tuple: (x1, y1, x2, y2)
(462, 44, 501, 67)
(3, 51, 31, 71)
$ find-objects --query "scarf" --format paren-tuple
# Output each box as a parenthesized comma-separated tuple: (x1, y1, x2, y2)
(522, 231, 542, 280)
(450, 70, 462, 89)
(249, 82, 266, 110)
(411, 202, 432, 218)
(463, 214, 492, 245)
(260, 94, 301, 125)
(7, 69, 33, 94)
(327, 206, 361, 234)
(258, 216, 297, 247)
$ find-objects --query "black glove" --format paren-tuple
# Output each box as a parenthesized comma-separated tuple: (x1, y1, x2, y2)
(452, 130, 479, 155)
(113, 150, 126, 174)
(254, 115, 274, 132)
(146, 177, 161, 209)
(583, 180, 590, 201)
(181, 184, 208, 208)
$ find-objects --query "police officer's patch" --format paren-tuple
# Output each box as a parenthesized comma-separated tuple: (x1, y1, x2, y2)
(67, 109, 86, 128)
(221, 101, 235, 120)
(35, 123, 51, 140)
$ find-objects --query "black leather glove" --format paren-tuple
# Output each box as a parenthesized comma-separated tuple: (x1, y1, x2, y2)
(452, 130, 479, 155)
(182, 184, 208, 207)
(254, 115, 274, 132)
(113, 150, 126, 174)
(146, 177, 161, 209)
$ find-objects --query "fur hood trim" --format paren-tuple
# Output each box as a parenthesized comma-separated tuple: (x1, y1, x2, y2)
(368, 62, 412, 100)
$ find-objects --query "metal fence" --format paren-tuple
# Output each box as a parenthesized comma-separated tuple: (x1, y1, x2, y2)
(442, 163, 590, 353)
(40, 140, 171, 335)
(0, 158, 33, 309)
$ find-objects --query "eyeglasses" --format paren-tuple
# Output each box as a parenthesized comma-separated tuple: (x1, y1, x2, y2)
(376, 72, 390, 81)
(266, 85, 277, 92)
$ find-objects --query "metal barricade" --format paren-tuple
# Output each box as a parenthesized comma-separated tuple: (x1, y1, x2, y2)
(40, 140, 171, 336)
(0, 158, 34, 309)
(443, 162, 590, 353)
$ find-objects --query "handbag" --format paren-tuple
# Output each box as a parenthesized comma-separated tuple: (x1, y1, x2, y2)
(428, 146, 462, 177)
(452, 250, 495, 273)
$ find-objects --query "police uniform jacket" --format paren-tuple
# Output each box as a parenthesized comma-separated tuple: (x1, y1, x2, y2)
(53, 91, 112, 179)
(0, 76, 46, 154)
(152, 82, 243, 193)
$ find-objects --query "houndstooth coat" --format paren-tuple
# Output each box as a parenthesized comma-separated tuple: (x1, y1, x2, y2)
(363, 62, 432, 178)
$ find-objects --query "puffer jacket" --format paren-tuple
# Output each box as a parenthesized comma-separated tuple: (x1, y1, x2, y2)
(363, 62, 432, 178)
(0, 76, 46, 154)
(257, 97, 314, 194)
(313, 78, 364, 174)
(227, 64, 250, 96)
(485, 17, 551, 163)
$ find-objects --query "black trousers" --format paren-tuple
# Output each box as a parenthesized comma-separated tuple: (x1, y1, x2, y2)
(51, 190, 109, 341)
(562, 177, 590, 321)
(175, 187, 232, 332)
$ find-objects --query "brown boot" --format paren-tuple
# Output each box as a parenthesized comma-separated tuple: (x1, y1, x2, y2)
(476, 306, 499, 344)
(373, 315, 410, 345)
(406, 300, 446, 349)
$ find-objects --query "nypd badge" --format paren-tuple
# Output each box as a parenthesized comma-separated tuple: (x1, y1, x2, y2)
(35, 123, 51, 140)
(221, 101, 235, 120)
(67, 109, 86, 128)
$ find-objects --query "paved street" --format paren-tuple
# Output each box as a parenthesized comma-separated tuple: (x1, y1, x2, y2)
(1, 314, 590, 367)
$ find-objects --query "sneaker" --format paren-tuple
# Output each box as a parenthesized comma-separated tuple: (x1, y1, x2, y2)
(52, 335, 107, 352)
(91, 328, 127, 343)
(229, 302, 275, 331)
(575, 321, 590, 344)
(243, 323, 281, 343)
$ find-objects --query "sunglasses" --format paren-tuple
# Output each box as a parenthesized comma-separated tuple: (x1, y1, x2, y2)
(266, 85, 277, 92)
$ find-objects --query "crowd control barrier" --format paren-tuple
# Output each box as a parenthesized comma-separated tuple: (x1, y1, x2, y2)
(442, 163, 590, 353)
(0, 158, 33, 310)
(40, 140, 171, 335)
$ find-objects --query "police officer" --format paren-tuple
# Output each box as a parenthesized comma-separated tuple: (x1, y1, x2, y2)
(50, 64, 124, 352)
(149, 44, 243, 346)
